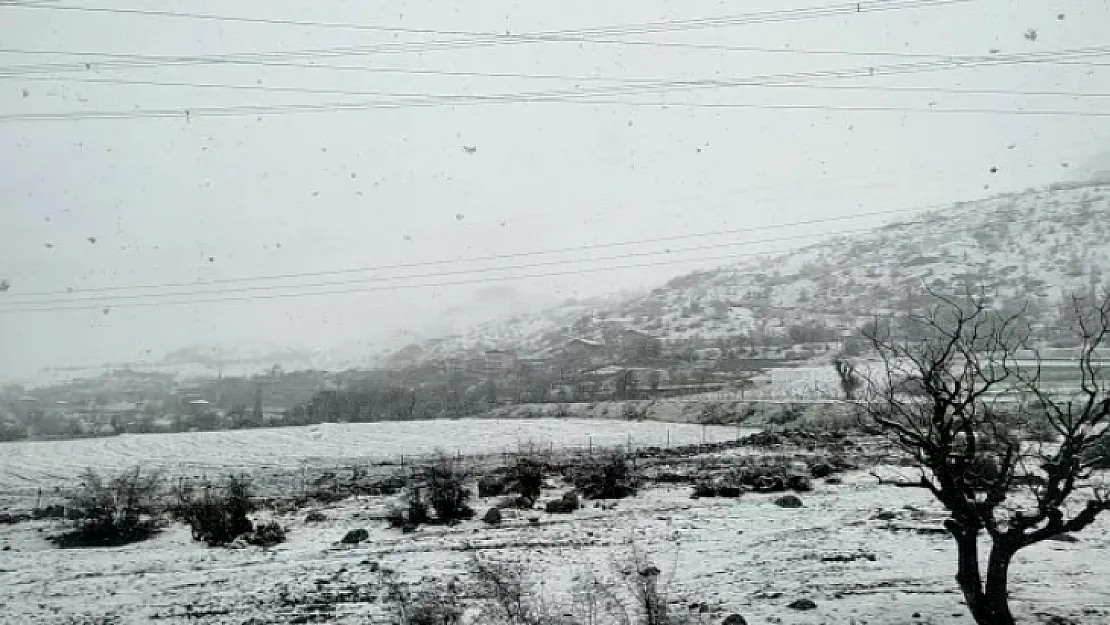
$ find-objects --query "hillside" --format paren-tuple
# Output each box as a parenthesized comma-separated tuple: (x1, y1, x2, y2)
(391, 180, 1110, 362)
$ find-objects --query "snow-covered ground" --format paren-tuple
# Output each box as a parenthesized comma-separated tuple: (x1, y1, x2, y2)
(0, 419, 745, 508)
(2, 466, 1107, 624)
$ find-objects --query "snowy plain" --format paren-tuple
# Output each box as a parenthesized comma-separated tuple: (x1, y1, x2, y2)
(1, 466, 1107, 624)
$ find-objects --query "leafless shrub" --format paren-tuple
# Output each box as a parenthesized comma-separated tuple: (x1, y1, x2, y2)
(469, 555, 544, 625)
(569, 452, 640, 500)
(511, 457, 545, 501)
(380, 568, 464, 625)
(245, 520, 286, 547)
(173, 475, 255, 546)
(423, 455, 474, 523)
(53, 466, 164, 548)
(569, 571, 630, 625)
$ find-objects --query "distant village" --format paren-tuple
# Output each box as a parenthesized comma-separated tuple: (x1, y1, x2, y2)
(0, 322, 857, 441)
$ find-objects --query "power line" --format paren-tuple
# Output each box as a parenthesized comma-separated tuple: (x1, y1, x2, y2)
(4, 46, 1108, 122)
(4, 38, 1108, 78)
(0, 43, 1028, 73)
(2, 211, 1094, 312)
(1, 223, 912, 307)
(5, 35, 1092, 75)
(8, 70, 1110, 101)
(4, 94, 1106, 122)
(7, 206, 940, 299)
(5, 0, 977, 39)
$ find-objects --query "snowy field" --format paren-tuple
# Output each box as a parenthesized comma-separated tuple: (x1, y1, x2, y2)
(0, 419, 748, 506)
(1, 467, 1107, 624)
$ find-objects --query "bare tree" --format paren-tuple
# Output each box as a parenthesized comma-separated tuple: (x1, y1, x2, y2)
(859, 289, 1110, 625)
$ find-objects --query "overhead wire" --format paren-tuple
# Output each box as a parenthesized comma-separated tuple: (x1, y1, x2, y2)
(4, 46, 1110, 121)
(0, 42, 1065, 74)
(1, 210, 1096, 313)
(3, 96, 1106, 122)
(6, 70, 1110, 101)
(0, 199, 1026, 300)
(1, 224, 915, 306)
(4, 0, 979, 39)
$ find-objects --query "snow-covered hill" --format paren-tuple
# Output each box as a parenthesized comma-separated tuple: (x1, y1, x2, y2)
(391, 180, 1110, 361)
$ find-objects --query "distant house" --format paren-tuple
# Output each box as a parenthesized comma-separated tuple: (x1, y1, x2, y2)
(584, 367, 669, 397)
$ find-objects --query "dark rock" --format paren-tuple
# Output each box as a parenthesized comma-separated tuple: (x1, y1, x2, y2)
(692, 482, 718, 498)
(495, 495, 534, 510)
(873, 510, 899, 521)
(809, 463, 834, 478)
(483, 507, 503, 525)
(527, 516, 540, 526)
(401, 522, 418, 534)
(718, 485, 743, 498)
(912, 613, 921, 619)
(545, 491, 580, 514)
(305, 511, 328, 523)
(698, 603, 710, 614)
(824, 476, 843, 485)
(722, 614, 747, 625)
(786, 474, 813, 492)
(341, 529, 369, 544)
(787, 598, 817, 611)
(774, 495, 804, 508)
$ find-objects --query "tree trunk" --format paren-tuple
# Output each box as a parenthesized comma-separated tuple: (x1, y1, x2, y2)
(983, 542, 1017, 625)
(954, 529, 991, 625)
(953, 528, 1018, 625)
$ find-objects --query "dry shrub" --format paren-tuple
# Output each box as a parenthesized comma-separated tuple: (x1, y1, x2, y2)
(246, 521, 286, 547)
(173, 475, 255, 546)
(570, 452, 640, 500)
(511, 457, 545, 501)
(54, 467, 164, 548)
(425, 456, 474, 523)
(381, 568, 464, 625)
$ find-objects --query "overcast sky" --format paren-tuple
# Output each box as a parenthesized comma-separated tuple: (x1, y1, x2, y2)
(1, 0, 1109, 381)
